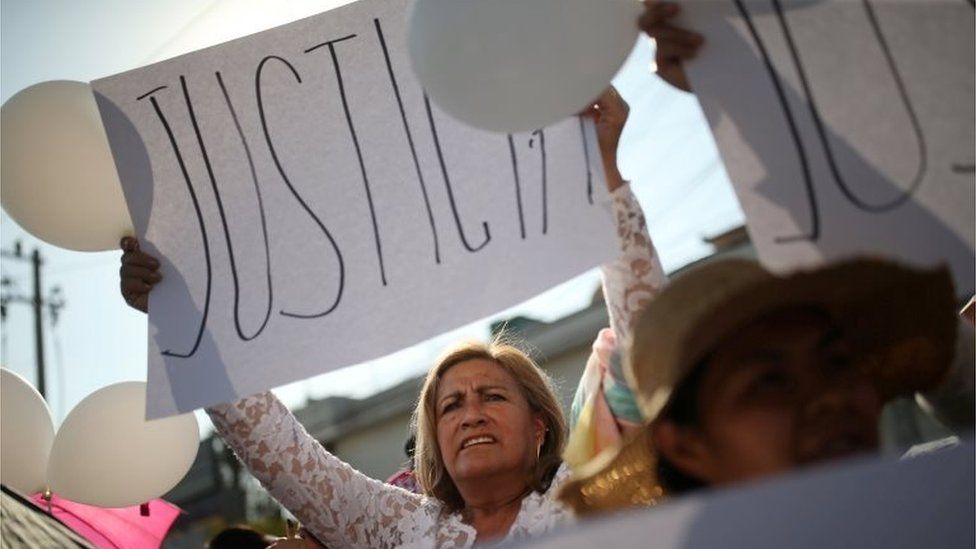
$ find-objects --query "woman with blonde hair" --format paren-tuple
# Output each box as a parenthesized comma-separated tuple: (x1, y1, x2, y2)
(412, 341, 568, 520)
(120, 86, 669, 547)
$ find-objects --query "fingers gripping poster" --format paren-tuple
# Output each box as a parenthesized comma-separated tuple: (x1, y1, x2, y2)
(92, 0, 619, 418)
(682, 0, 975, 297)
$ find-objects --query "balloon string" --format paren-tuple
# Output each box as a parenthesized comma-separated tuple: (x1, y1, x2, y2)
(140, 502, 150, 517)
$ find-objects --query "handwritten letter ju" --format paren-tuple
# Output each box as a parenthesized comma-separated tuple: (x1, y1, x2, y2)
(684, 0, 975, 296)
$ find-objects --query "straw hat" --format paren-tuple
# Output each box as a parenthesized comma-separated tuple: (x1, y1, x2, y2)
(560, 258, 958, 516)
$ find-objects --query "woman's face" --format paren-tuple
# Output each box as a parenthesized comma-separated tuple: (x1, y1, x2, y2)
(657, 308, 882, 486)
(435, 359, 544, 487)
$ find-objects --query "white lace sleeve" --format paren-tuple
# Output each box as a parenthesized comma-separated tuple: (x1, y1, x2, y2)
(600, 184, 668, 340)
(566, 184, 667, 433)
(207, 391, 435, 548)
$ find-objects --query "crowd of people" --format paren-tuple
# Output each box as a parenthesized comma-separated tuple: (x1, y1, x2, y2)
(116, 1, 974, 547)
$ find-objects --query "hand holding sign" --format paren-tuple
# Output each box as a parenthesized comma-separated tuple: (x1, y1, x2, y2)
(638, 1, 704, 92)
(580, 87, 630, 191)
(119, 237, 162, 313)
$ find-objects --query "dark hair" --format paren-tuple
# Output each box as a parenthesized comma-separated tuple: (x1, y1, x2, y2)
(655, 358, 710, 495)
(404, 434, 417, 468)
(207, 526, 271, 549)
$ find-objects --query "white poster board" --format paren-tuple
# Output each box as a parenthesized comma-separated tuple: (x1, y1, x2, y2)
(682, 0, 975, 297)
(92, 0, 618, 418)
(524, 442, 975, 549)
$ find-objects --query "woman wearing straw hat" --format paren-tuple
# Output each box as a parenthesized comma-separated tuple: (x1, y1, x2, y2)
(561, 258, 973, 514)
(120, 87, 669, 546)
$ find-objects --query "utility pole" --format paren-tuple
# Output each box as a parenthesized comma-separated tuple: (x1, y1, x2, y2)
(0, 241, 65, 398)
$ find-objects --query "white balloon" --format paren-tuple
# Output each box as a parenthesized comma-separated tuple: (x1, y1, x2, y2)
(1, 80, 133, 252)
(47, 382, 198, 508)
(408, 0, 641, 133)
(0, 368, 56, 495)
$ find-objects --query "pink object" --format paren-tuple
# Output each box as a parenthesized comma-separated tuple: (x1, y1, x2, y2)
(385, 469, 421, 494)
(28, 493, 181, 549)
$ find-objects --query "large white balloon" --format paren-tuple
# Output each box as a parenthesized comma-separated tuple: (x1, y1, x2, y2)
(408, 0, 641, 133)
(1, 80, 133, 252)
(47, 382, 198, 508)
(0, 368, 56, 495)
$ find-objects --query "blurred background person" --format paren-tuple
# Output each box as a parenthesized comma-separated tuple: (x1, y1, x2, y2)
(562, 258, 972, 514)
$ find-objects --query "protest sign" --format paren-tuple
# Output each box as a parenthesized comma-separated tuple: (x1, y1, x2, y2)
(682, 0, 974, 297)
(92, 0, 619, 417)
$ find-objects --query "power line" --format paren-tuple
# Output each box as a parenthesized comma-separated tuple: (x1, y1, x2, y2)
(0, 242, 66, 398)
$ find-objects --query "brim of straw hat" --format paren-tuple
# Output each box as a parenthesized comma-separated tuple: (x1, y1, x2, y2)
(560, 427, 663, 515)
(561, 258, 957, 517)
(628, 259, 958, 421)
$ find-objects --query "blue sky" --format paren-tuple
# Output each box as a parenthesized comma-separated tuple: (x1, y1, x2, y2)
(0, 0, 743, 429)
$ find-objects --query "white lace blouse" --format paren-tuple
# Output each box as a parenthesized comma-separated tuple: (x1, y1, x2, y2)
(207, 185, 667, 548)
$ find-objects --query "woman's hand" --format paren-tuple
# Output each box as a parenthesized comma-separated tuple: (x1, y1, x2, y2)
(119, 237, 161, 313)
(638, 1, 704, 93)
(580, 86, 629, 192)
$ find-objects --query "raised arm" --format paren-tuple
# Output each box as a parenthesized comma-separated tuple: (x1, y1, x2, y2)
(206, 393, 431, 547)
(582, 88, 668, 340)
(564, 90, 667, 471)
(118, 238, 431, 547)
(600, 187, 667, 340)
